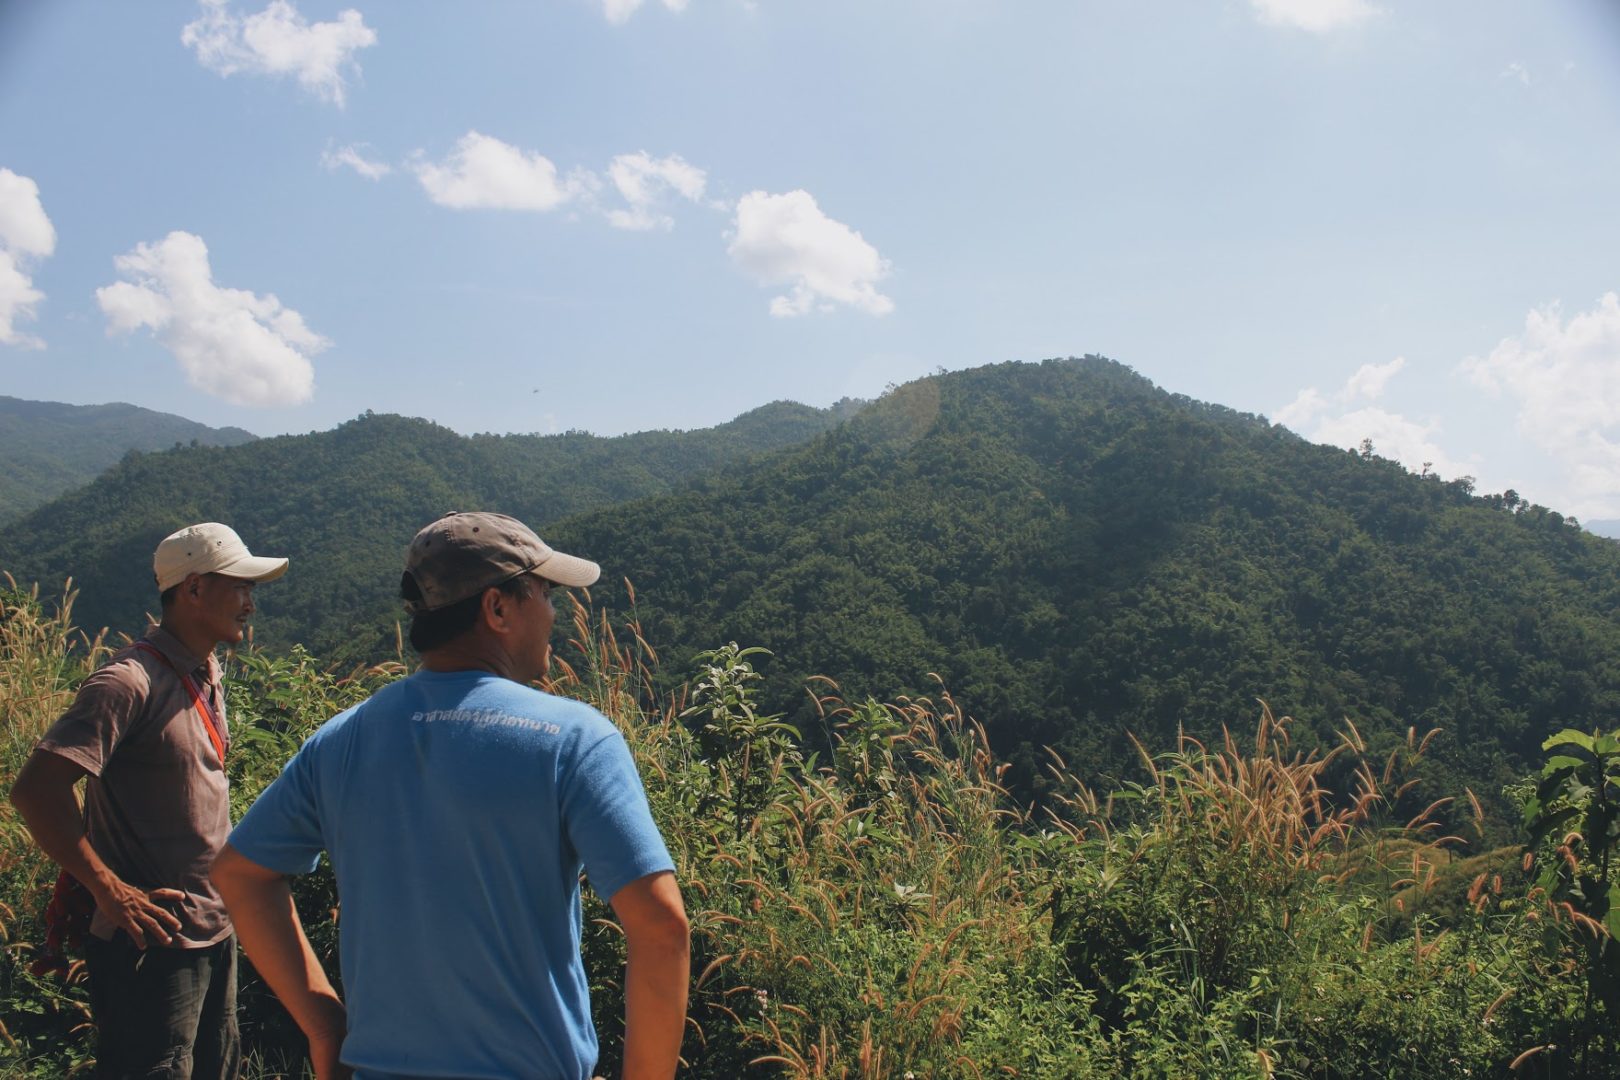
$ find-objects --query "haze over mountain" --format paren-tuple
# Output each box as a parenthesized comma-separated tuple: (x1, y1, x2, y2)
(0, 396, 257, 526)
(4, 358, 1616, 831)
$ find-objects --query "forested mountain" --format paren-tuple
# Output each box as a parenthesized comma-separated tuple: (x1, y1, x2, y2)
(5, 358, 1617, 827)
(0, 396, 257, 525)
(0, 399, 859, 663)
(539, 358, 1620, 827)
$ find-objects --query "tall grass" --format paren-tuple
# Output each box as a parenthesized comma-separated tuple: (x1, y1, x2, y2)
(0, 578, 109, 1073)
(0, 582, 1610, 1077)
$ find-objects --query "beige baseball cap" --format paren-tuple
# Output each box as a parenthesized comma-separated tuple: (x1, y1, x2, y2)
(403, 511, 600, 613)
(153, 523, 289, 592)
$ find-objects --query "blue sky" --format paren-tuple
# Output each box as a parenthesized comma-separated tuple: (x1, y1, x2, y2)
(2, 1, 1619, 518)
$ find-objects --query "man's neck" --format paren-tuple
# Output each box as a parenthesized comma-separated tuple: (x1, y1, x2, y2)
(419, 638, 525, 683)
(156, 617, 219, 666)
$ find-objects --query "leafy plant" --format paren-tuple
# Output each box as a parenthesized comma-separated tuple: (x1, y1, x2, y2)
(680, 644, 800, 841)
(1522, 726, 1620, 1074)
(0, 579, 1609, 1077)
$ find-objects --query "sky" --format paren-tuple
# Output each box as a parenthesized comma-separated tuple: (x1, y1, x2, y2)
(2, 0, 1619, 519)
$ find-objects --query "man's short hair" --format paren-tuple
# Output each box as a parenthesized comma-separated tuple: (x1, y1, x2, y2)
(159, 584, 180, 610)
(402, 574, 537, 654)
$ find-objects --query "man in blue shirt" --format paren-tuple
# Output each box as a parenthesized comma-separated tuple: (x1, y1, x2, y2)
(212, 512, 689, 1080)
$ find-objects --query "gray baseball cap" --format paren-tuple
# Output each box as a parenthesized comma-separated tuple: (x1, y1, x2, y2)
(402, 511, 600, 614)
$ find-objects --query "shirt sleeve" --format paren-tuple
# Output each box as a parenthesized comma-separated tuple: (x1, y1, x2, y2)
(228, 740, 326, 875)
(562, 732, 675, 903)
(36, 660, 148, 777)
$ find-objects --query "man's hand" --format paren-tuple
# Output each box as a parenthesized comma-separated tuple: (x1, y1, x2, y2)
(8, 749, 186, 947)
(308, 1029, 352, 1080)
(89, 876, 185, 949)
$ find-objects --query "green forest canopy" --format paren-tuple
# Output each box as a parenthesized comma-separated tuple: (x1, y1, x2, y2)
(0, 397, 860, 663)
(0, 395, 256, 526)
(5, 357, 1617, 832)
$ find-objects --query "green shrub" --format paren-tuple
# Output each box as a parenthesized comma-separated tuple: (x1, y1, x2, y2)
(0, 585, 1607, 1078)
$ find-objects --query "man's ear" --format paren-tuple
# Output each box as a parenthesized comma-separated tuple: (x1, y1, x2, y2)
(479, 586, 512, 633)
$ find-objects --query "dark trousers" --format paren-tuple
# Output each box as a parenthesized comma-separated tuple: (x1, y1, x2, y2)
(84, 932, 241, 1080)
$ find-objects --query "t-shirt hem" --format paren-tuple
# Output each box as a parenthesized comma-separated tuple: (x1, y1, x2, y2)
(34, 742, 104, 777)
(591, 857, 678, 904)
(226, 837, 322, 878)
(88, 924, 235, 949)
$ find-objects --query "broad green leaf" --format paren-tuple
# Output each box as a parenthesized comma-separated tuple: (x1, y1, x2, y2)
(1536, 765, 1579, 801)
(1543, 729, 1596, 754)
(1526, 805, 1580, 845)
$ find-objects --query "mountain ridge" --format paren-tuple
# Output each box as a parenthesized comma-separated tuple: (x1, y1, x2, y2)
(0, 395, 258, 525)
(4, 357, 1615, 831)
(539, 357, 1618, 827)
(0, 396, 861, 662)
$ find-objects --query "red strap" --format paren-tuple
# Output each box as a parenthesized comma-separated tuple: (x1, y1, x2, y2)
(31, 870, 95, 978)
(133, 642, 226, 765)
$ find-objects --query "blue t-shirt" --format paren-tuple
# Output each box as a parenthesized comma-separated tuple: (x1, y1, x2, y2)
(229, 669, 674, 1080)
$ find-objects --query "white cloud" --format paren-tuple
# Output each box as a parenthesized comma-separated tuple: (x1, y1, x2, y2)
(413, 132, 587, 212)
(182, 0, 376, 107)
(1310, 407, 1465, 478)
(600, 0, 689, 26)
(604, 152, 707, 230)
(1276, 354, 1405, 427)
(95, 231, 325, 406)
(0, 168, 56, 349)
(0, 170, 57, 259)
(1501, 61, 1532, 86)
(1273, 387, 1326, 430)
(1249, 0, 1378, 33)
(1274, 356, 1465, 478)
(1461, 293, 1620, 512)
(727, 190, 894, 317)
(0, 254, 47, 350)
(1343, 355, 1405, 401)
(321, 142, 391, 180)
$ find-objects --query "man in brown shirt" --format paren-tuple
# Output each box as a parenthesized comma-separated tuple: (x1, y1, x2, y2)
(10, 522, 287, 1079)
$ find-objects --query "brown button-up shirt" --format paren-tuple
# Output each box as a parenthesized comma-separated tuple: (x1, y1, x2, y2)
(37, 626, 233, 947)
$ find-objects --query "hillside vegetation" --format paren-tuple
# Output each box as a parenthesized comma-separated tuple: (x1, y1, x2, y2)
(0, 398, 858, 665)
(0, 396, 256, 526)
(2, 583, 1616, 1078)
(546, 359, 1620, 831)
(5, 357, 1618, 832)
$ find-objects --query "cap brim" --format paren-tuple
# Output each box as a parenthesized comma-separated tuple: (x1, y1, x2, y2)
(533, 549, 599, 588)
(217, 555, 289, 584)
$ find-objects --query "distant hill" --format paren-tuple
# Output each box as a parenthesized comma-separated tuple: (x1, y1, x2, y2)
(0, 399, 860, 663)
(6, 359, 1617, 832)
(0, 396, 258, 525)
(539, 358, 1620, 829)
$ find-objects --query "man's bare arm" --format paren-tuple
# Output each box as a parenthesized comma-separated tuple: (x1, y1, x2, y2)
(211, 843, 350, 1080)
(610, 870, 689, 1080)
(9, 748, 184, 948)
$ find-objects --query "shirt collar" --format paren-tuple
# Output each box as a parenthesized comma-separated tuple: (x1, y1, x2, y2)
(143, 625, 219, 684)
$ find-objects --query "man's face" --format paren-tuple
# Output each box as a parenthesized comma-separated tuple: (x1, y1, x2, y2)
(511, 574, 557, 683)
(191, 573, 257, 646)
